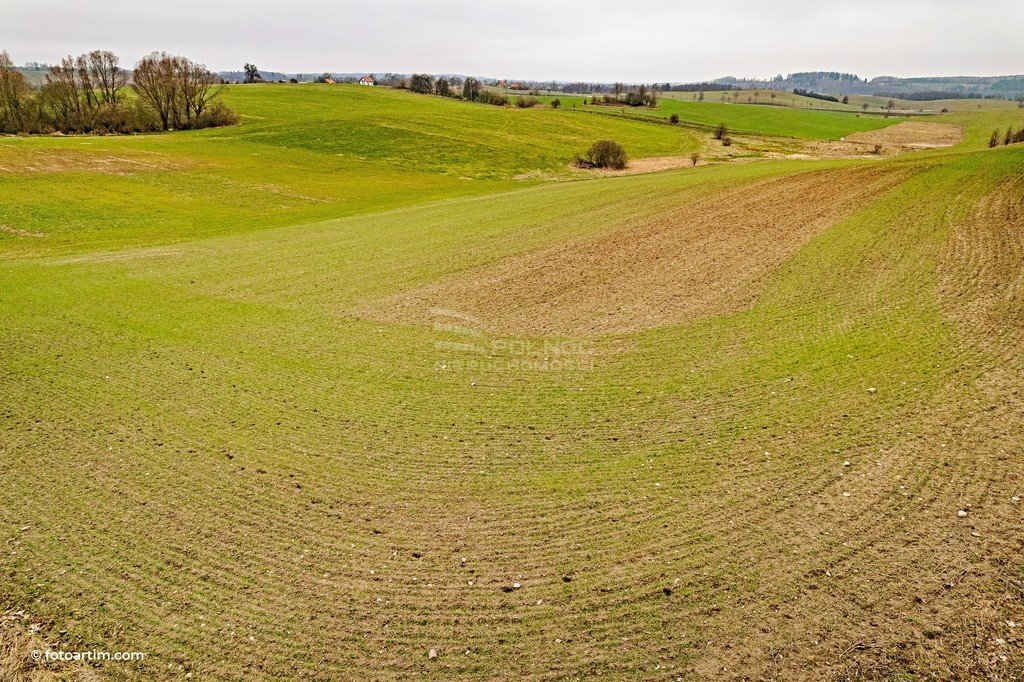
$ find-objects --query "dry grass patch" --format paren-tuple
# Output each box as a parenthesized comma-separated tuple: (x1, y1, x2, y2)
(1, 611, 95, 682)
(575, 154, 702, 176)
(0, 225, 45, 239)
(0, 148, 200, 175)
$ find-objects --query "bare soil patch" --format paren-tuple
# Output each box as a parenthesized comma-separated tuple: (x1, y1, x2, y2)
(374, 165, 915, 336)
(771, 122, 964, 160)
(845, 121, 963, 149)
(581, 154, 701, 177)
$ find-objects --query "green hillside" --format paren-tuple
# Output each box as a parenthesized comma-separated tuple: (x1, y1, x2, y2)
(0, 84, 703, 255)
(538, 92, 907, 139)
(2, 83, 1024, 680)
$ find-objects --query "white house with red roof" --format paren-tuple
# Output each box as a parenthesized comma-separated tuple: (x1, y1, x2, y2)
(359, 75, 375, 86)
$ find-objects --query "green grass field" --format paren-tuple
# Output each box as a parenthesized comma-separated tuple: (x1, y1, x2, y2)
(0, 84, 700, 256)
(2, 83, 1024, 680)
(535, 92, 908, 139)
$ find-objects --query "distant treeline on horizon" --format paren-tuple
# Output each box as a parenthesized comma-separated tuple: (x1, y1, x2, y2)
(14, 63, 1024, 100)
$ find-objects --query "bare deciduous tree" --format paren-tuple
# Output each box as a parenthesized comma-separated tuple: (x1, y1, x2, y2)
(133, 52, 180, 129)
(86, 50, 127, 107)
(43, 57, 84, 128)
(0, 51, 33, 132)
(1, 47, 232, 134)
(180, 61, 221, 123)
(135, 53, 225, 130)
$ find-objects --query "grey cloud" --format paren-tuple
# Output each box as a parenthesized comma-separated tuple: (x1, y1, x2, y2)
(4, 0, 1022, 80)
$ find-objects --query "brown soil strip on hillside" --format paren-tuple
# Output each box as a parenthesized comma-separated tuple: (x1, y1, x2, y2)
(769, 122, 964, 160)
(588, 155, 702, 176)
(0, 148, 198, 175)
(374, 165, 915, 336)
(845, 121, 963, 149)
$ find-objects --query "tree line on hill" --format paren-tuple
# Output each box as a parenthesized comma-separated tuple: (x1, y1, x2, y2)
(581, 83, 659, 107)
(875, 90, 1020, 102)
(397, 73, 663, 109)
(792, 88, 841, 103)
(355, 74, 710, 98)
(0, 50, 237, 134)
(397, 73, 547, 108)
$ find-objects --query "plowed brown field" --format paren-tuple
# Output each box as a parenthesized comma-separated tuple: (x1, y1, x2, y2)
(378, 165, 918, 336)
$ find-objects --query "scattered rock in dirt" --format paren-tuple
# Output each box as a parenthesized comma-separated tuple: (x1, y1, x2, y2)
(957, 510, 969, 518)
(428, 648, 437, 659)
(867, 387, 877, 394)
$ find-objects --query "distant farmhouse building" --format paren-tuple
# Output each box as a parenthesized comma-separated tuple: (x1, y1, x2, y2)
(323, 78, 336, 84)
(359, 75, 375, 86)
(496, 80, 507, 89)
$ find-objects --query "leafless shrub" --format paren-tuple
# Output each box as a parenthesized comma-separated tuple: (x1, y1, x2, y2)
(576, 140, 628, 169)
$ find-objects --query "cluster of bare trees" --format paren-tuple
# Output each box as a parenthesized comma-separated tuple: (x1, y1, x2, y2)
(0, 49, 237, 134)
(587, 84, 659, 108)
(402, 73, 461, 100)
(0, 51, 32, 132)
(40, 50, 129, 131)
(133, 52, 231, 130)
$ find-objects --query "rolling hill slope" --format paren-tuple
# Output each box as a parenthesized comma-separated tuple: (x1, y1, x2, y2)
(0, 83, 701, 256)
(2, 85, 1023, 680)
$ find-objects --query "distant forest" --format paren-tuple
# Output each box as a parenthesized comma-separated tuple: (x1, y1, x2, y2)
(195, 67, 1024, 100)
(717, 71, 1024, 100)
(16, 62, 1024, 101)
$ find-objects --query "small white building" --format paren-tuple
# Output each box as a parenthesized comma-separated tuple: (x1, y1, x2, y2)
(359, 75, 375, 86)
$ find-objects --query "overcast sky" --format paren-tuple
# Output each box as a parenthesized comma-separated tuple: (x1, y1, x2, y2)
(4, 0, 1022, 81)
